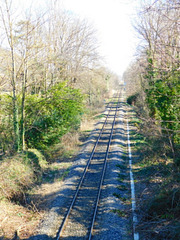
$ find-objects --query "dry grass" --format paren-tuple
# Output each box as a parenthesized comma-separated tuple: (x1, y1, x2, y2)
(45, 131, 82, 162)
(0, 112, 99, 239)
(61, 132, 80, 151)
(0, 156, 35, 201)
(0, 151, 47, 239)
(0, 200, 42, 239)
(46, 117, 97, 162)
(80, 117, 97, 132)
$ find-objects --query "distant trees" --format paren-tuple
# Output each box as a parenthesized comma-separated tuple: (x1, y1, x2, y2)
(124, 0, 180, 164)
(0, 0, 117, 154)
(123, 61, 142, 97)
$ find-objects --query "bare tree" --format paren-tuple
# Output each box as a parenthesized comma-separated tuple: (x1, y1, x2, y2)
(15, 17, 45, 150)
(0, 0, 116, 153)
(0, 0, 20, 151)
(130, 0, 180, 159)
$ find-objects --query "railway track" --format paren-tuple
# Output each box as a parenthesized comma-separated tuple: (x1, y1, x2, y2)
(56, 92, 121, 240)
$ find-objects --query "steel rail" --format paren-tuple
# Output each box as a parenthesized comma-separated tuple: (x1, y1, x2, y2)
(56, 97, 118, 240)
(88, 93, 120, 240)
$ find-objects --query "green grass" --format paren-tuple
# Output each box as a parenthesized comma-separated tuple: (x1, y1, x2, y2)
(117, 173, 126, 181)
(117, 185, 128, 191)
(113, 193, 129, 203)
(116, 163, 126, 170)
(84, 129, 91, 132)
(113, 192, 121, 198)
(43, 163, 71, 183)
(58, 168, 70, 181)
(110, 209, 128, 217)
(93, 113, 105, 119)
(120, 154, 128, 161)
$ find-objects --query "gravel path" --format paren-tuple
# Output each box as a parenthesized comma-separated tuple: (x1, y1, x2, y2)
(27, 94, 133, 240)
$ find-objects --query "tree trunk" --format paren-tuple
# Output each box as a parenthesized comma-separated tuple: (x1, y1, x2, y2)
(11, 48, 20, 152)
(20, 68, 27, 151)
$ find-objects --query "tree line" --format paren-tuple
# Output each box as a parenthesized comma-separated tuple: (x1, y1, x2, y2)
(0, 0, 118, 154)
(123, 0, 180, 165)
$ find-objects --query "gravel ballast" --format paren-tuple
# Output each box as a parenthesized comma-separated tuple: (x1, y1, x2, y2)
(28, 95, 133, 240)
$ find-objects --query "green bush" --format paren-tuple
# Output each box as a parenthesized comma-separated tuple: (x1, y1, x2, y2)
(0, 94, 14, 153)
(25, 82, 84, 150)
(25, 149, 48, 172)
(146, 188, 180, 218)
(127, 93, 139, 105)
(0, 82, 85, 154)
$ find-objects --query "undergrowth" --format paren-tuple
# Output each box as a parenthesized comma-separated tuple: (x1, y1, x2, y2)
(0, 99, 106, 239)
(129, 109, 180, 240)
(0, 150, 47, 203)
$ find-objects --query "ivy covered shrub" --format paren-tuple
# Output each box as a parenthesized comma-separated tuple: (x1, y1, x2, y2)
(25, 82, 84, 150)
(127, 93, 139, 106)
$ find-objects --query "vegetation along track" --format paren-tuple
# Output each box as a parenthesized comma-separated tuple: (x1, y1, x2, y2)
(56, 92, 121, 240)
